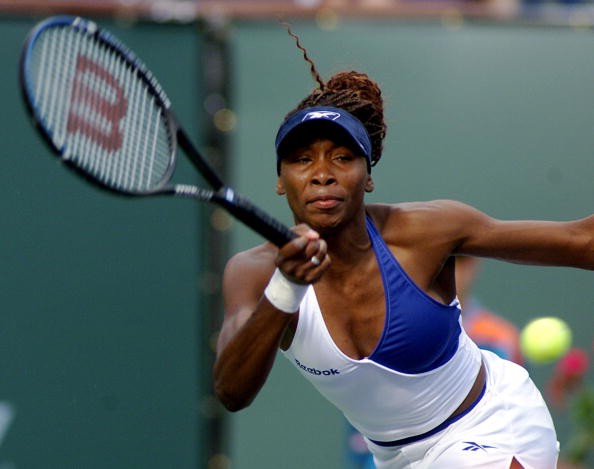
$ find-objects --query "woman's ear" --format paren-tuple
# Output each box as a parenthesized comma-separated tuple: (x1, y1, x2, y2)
(365, 175, 375, 193)
(275, 178, 286, 195)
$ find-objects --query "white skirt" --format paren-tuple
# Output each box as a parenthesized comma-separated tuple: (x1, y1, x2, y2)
(366, 350, 559, 469)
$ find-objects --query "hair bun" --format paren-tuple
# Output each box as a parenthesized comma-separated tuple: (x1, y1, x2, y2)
(282, 25, 387, 166)
(326, 71, 384, 120)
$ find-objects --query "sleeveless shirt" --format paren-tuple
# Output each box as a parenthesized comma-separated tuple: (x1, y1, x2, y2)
(281, 216, 482, 442)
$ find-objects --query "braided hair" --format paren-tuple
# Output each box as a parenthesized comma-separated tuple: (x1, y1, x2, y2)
(283, 24, 387, 167)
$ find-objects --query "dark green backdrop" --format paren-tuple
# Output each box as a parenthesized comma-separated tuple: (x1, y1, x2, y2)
(2, 14, 593, 469)
(227, 19, 594, 469)
(1, 18, 205, 469)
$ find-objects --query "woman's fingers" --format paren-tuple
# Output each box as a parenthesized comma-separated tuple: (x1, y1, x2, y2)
(276, 225, 330, 283)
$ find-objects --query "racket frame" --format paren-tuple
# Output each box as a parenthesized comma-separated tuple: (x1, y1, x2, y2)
(20, 15, 296, 247)
(20, 15, 183, 197)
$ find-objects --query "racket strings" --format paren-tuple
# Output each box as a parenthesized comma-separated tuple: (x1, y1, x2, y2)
(28, 25, 174, 193)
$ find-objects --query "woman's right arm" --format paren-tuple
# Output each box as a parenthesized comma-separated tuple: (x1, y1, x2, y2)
(213, 229, 328, 412)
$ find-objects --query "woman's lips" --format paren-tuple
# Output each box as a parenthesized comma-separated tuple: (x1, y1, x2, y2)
(307, 195, 342, 209)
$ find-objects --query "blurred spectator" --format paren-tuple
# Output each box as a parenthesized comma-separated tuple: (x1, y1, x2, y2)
(455, 256, 524, 365)
(548, 348, 589, 407)
(547, 346, 593, 468)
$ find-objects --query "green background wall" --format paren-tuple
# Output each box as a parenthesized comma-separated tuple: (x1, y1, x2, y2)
(227, 20, 594, 469)
(1, 14, 593, 469)
(1, 18, 206, 469)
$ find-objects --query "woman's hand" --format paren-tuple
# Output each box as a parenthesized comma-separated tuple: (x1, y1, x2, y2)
(275, 224, 330, 284)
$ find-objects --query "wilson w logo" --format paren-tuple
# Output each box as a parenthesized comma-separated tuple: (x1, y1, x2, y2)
(67, 55, 128, 151)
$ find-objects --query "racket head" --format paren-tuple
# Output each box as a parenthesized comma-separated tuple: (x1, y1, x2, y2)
(20, 16, 178, 196)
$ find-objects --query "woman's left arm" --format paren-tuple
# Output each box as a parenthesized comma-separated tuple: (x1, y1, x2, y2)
(440, 200, 594, 270)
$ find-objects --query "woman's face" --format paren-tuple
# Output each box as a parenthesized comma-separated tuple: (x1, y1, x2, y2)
(276, 135, 374, 233)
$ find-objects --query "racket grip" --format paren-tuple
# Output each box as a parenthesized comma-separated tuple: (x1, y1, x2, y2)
(213, 188, 297, 247)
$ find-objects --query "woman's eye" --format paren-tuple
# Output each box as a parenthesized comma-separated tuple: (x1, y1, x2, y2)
(335, 154, 353, 162)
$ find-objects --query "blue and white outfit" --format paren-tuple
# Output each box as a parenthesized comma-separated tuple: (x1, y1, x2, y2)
(282, 216, 559, 469)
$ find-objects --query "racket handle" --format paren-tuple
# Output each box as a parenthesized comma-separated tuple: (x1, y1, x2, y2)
(213, 188, 297, 247)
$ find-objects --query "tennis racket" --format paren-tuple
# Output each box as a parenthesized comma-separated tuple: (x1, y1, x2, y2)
(20, 15, 295, 247)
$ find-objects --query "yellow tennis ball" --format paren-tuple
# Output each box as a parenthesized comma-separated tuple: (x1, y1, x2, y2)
(520, 317, 572, 364)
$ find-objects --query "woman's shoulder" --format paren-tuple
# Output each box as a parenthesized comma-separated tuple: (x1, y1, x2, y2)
(225, 242, 277, 281)
(368, 199, 473, 222)
(366, 200, 442, 225)
(366, 199, 474, 242)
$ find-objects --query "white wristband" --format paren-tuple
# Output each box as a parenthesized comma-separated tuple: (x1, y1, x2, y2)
(264, 268, 308, 313)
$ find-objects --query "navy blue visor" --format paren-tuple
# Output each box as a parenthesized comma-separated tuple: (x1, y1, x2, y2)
(275, 106, 372, 173)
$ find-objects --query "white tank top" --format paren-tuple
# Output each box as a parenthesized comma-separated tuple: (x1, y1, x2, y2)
(282, 287, 482, 443)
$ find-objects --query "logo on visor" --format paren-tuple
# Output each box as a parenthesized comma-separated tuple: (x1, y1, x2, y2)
(302, 110, 341, 122)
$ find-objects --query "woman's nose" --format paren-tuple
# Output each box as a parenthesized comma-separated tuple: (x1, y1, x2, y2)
(310, 160, 336, 185)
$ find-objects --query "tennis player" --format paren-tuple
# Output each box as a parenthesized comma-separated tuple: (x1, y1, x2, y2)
(213, 61, 594, 468)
